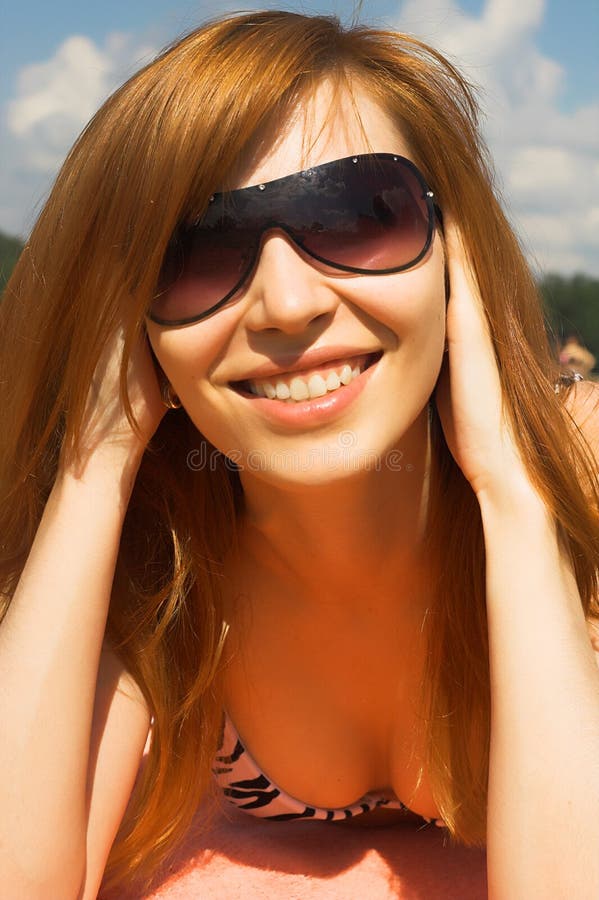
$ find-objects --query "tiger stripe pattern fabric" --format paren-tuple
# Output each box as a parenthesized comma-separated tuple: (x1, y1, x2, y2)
(212, 711, 446, 826)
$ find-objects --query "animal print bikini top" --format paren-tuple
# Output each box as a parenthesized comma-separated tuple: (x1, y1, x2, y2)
(212, 710, 446, 827)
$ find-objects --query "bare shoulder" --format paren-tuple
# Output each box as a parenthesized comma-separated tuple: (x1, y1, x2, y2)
(562, 380, 599, 664)
(563, 378, 599, 460)
(588, 617, 599, 670)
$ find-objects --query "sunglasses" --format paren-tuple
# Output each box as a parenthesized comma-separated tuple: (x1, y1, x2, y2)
(149, 153, 438, 327)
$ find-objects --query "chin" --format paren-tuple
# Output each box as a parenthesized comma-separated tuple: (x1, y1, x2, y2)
(234, 442, 397, 490)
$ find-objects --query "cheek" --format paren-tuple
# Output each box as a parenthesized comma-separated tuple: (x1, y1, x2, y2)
(351, 260, 446, 355)
(145, 319, 230, 390)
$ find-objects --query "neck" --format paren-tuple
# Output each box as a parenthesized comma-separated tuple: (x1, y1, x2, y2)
(231, 409, 433, 613)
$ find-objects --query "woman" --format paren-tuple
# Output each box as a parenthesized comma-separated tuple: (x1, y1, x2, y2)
(1, 10, 599, 899)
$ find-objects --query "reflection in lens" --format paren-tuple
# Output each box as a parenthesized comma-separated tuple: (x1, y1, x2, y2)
(151, 224, 255, 323)
(150, 155, 433, 324)
(303, 162, 430, 272)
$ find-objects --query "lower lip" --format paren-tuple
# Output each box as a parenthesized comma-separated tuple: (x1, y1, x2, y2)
(231, 355, 382, 428)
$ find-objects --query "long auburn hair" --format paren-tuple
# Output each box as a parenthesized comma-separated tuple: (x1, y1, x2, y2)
(1, 10, 598, 895)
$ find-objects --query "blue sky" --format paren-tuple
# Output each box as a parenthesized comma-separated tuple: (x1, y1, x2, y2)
(0, 0, 599, 105)
(2, 0, 596, 108)
(1, 0, 598, 274)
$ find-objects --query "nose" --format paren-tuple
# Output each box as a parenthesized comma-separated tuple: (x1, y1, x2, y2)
(242, 230, 339, 333)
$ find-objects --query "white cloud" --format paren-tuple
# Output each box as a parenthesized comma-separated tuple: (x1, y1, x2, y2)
(6, 32, 155, 171)
(9, 37, 110, 141)
(516, 211, 592, 275)
(1, 4, 597, 275)
(397, 0, 544, 68)
(508, 146, 580, 199)
(392, 0, 599, 276)
(0, 31, 155, 234)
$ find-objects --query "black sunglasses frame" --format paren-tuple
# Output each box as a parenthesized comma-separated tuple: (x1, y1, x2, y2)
(149, 153, 439, 327)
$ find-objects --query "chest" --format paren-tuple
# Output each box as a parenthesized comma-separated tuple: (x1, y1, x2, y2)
(220, 591, 443, 824)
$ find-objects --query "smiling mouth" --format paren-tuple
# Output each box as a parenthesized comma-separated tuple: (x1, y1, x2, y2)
(230, 351, 383, 402)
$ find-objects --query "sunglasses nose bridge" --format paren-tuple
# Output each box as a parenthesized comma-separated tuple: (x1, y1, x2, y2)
(256, 220, 303, 248)
(223, 222, 297, 300)
(242, 227, 340, 332)
(249, 222, 312, 276)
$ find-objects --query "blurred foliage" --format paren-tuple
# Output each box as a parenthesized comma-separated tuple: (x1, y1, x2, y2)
(539, 273, 599, 365)
(0, 228, 597, 369)
(0, 230, 24, 292)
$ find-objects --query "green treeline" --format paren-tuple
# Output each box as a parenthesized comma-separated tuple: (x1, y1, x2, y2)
(1, 228, 597, 368)
(539, 274, 599, 361)
(0, 231, 25, 292)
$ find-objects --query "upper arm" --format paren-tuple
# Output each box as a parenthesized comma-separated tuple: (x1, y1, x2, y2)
(564, 379, 599, 667)
(564, 379, 599, 466)
(79, 645, 151, 900)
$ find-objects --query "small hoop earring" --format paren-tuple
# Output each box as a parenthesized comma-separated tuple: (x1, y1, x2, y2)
(161, 381, 182, 409)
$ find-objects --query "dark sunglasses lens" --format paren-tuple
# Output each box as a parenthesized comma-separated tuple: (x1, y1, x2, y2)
(150, 156, 432, 325)
(301, 159, 431, 271)
(152, 225, 254, 324)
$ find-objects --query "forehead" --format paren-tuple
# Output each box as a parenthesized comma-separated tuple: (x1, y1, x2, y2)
(230, 80, 413, 191)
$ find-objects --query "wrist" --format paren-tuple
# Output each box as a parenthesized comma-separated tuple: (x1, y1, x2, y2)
(56, 442, 145, 501)
(476, 474, 553, 529)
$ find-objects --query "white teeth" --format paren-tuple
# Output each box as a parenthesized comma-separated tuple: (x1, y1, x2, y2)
(339, 364, 353, 385)
(307, 374, 328, 397)
(325, 371, 341, 390)
(289, 377, 310, 401)
(275, 381, 291, 400)
(245, 356, 375, 402)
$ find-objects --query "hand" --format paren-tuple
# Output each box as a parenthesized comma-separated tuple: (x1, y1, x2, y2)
(59, 324, 167, 477)
(433, 217, 532, 501)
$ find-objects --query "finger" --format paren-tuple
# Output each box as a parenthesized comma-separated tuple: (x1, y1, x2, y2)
(443, 213, 493, 346)
(443, 213, 477, 292)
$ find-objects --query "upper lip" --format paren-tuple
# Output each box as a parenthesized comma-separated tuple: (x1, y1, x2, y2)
(230, 346, 383, 383)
